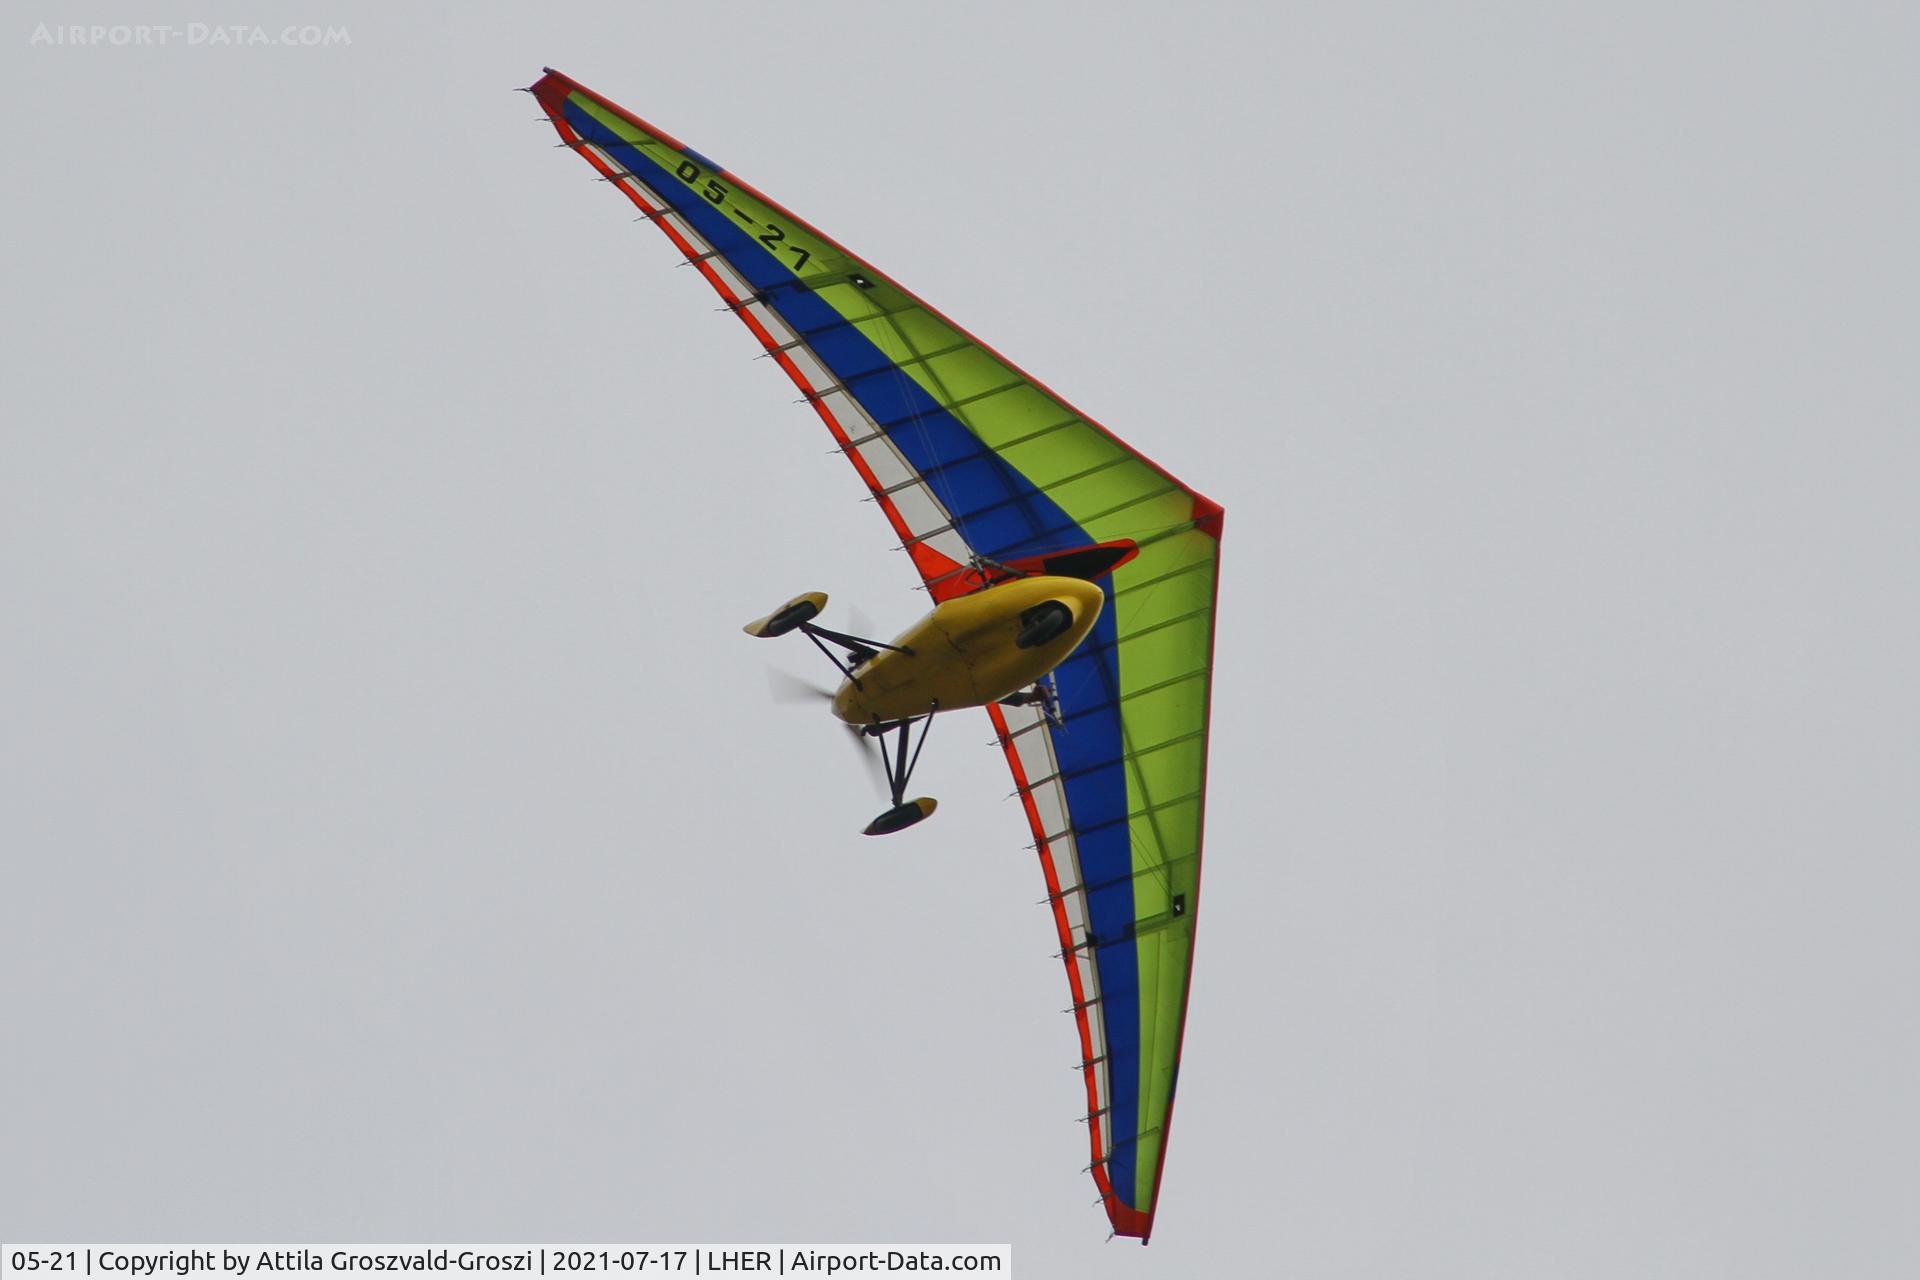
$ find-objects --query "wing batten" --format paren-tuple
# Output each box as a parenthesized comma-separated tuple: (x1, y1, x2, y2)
(539, 89, 985, 574)
(992, 699, 1122, 1209)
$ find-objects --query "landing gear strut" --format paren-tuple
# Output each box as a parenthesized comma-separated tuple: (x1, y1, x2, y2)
(745, 591, 912, 683)
(861, 706, 939, 836)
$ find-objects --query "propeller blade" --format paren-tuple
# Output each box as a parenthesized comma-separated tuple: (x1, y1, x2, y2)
(765, 667, 835, 704)
(765, 663, 887, 799)
(842, 722, 890, 798)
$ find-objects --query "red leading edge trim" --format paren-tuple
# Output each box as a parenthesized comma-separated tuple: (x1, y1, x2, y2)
(527, 70, 950, 571)
(986, 703, 1125, 1228)
(531, 68, 1221, 1242)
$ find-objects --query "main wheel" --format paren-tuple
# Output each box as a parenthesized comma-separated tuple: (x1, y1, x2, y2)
(1016, 600, 1074, 648)
(743, 591, 828, 638)
(863, 797, 938, 836)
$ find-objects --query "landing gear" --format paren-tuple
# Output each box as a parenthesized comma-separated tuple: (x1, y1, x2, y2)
(866, 797, 938, 836)
(747, 590, 939, 833)
(743, 591, 827, 638)
(744, 591, 911, 686)
(860, 706, 939, 836)
(1016, 599, 1075, 648)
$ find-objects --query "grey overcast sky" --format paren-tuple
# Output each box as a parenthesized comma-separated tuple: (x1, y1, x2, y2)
(4, 2, 1917, 1275)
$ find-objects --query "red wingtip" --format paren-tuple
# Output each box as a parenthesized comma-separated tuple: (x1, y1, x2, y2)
(529, 69, 572, 113)
(1109, 1200, 1153, 1240)
(1190, 493, 1224, 540)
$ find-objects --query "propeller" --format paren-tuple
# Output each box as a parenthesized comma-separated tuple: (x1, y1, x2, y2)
(764, 667, 890, 798)
(827, 604, 892, 797)
(842, 721, 891, 799)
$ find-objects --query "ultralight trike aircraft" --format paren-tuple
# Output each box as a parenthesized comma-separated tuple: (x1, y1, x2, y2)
(529, 66, 1222, 1243)
(744, 539, 1139, 834)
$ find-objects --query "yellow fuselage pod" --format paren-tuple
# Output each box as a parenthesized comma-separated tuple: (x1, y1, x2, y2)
(832, 575, 1105, 725)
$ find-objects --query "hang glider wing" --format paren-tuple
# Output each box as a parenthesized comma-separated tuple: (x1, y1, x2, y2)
(530, 68, 1224, 1241)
